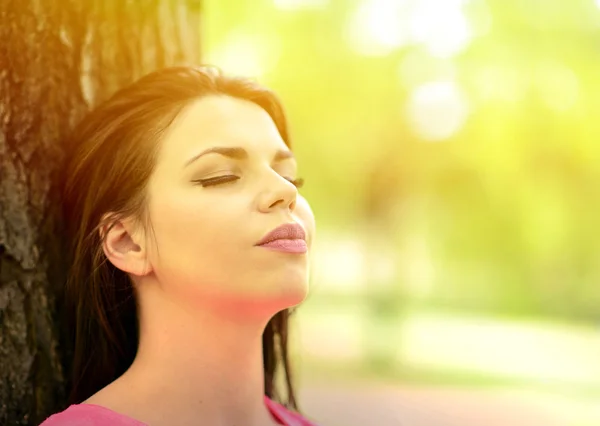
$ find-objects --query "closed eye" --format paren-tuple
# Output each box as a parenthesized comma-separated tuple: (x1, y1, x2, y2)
(192, 175, 240, 187)
(192, 175, 304, 188)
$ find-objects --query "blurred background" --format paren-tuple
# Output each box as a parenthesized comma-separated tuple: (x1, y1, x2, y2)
(203, 1, 600, 424)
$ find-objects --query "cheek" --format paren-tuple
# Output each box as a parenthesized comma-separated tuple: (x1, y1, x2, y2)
(145, 192, 244, 285)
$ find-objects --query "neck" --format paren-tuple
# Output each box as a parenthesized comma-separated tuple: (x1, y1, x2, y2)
(110, 282, 281, 426)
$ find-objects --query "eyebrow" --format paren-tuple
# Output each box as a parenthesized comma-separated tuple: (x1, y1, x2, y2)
(184, 146, 295, 168)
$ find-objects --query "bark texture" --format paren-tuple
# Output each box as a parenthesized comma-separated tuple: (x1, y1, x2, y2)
(0, 1, 201, 424)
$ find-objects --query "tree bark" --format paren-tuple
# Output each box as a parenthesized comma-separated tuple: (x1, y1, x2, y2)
(0, 1, 201, 424)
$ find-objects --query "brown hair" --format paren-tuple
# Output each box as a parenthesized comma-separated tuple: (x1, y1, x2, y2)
(61, 66, 298, 409)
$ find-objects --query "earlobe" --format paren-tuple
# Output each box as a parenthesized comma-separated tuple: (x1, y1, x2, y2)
(100, 215, 153, 277)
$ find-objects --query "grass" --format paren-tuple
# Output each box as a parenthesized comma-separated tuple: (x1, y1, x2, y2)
(293, 299, 600, 400)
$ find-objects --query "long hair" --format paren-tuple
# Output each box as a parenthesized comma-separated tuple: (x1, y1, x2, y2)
(61, 66, 298, 410)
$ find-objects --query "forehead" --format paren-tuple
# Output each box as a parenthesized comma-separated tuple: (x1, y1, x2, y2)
(157, 95, 288, 164)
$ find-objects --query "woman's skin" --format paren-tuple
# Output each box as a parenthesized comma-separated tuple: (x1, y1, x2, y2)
(85, 95, 316, 426)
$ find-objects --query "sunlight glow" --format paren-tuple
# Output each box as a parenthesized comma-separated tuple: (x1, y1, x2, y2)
(205, 35, 281, 78)
(347, 0, 472, 57)
(468, 0, 493, 37)
(312, 235, 366, 291)
(299, 309, 363, 360)
(409, 0, 472, 58)
(407, 80, 469, 141)
(401, 313, 600, 385)
(345, 0, 410, 57)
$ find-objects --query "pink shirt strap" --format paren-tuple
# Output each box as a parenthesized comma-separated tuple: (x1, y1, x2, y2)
(264, 396, 320, 425)
(40, 396, 320, 426)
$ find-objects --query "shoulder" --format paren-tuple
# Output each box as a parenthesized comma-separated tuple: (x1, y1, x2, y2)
(39, 404, 147, 426)
(264, 397, 321, 426)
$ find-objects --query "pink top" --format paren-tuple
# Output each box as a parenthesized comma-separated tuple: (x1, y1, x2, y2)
(40, 396, 318, 426)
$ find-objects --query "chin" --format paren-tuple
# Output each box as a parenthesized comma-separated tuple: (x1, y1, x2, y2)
(277, 270, 310, 299)
(278, 286, 309, 310)
(258, 277, 310, 314)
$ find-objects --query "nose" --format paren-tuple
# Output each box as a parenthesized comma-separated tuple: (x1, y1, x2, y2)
(257, 174, 297, 213)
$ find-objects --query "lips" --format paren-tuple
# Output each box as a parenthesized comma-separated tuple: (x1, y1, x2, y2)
(256, 223, 306, 246)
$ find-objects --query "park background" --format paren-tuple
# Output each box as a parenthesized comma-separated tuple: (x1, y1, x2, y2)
(203, 1, 600, 424)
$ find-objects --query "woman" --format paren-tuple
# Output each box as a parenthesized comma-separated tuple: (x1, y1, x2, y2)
(41, 66, 318, 426)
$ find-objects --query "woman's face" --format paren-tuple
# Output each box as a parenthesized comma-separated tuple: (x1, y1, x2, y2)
(142, 95, 315, 313)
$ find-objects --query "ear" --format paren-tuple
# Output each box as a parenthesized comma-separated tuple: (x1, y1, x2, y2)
(100, 214, 153, 277)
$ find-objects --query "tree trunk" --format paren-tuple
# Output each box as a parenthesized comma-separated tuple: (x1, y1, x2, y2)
(0, 1, 201, 424)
